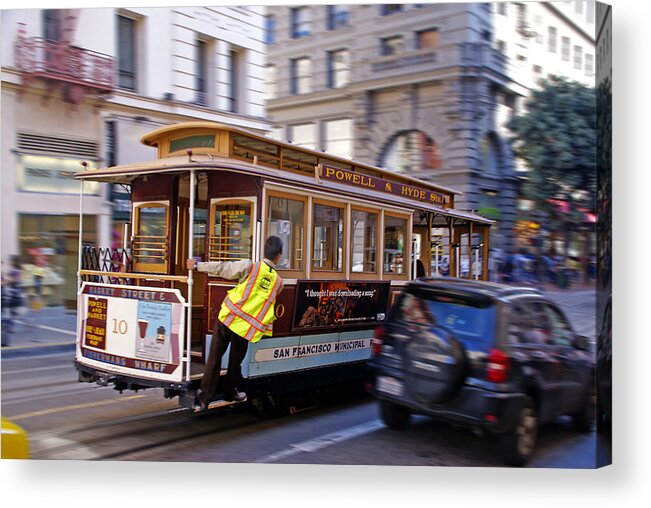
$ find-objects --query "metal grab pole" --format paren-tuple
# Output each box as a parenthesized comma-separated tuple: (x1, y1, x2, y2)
(185, 170, 196, 382)
(77, 180, 84, 290)
(475, 246, 479, 280)
(412, 237, 417, 278)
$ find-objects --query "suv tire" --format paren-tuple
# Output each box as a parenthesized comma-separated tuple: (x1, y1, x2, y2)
(499, 396, 537, 467)
(380, 400, 411, 430)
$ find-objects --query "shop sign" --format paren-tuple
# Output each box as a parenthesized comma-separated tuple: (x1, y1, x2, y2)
(319, 165, 451, 208)
(78, 283, 185, 380)
(18, 155, 100, 195)
(293, 280, 390, 331)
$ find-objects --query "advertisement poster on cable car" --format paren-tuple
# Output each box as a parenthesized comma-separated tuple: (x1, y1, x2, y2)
(135, 300, 173, 363)
(77, 283, 185, 381)
(293, 280, 390, 331)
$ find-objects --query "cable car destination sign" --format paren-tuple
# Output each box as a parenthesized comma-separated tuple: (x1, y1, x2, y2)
(318, 164, 452, 208)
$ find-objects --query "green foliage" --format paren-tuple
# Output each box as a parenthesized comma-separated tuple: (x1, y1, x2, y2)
(508, 76, 596, 233)
(477, 207, 501, 221)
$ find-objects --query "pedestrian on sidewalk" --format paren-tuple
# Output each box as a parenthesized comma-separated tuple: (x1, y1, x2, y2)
(2, 256, 25, 346)
(187, 236, 285, 410)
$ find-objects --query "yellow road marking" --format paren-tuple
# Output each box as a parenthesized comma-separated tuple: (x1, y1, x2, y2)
(8, 395, 146, 421)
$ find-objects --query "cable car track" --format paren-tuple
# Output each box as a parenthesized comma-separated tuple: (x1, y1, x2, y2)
(30, 402, 261, 460)
(92, 412, 263, 461)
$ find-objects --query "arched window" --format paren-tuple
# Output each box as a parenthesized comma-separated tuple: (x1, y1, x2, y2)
(379, 130, 441, 174)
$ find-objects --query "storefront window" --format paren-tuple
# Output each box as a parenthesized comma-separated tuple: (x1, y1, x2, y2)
(19, 214, 96, 308)
(210, 200, 253, 261)
(267, 194, 305, 272)
(313, 203, 344, 271)
(384, 214, 407, 275)
(351, 209, 378, 273)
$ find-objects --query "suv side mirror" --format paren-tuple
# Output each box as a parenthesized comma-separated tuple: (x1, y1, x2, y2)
(574, 334, 589, 351)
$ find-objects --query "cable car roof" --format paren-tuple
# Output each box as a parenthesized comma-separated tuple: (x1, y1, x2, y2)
(74, 121, 461, 196)
(73, 122, 492, 224)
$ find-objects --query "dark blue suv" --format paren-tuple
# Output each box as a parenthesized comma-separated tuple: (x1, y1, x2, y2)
(368, 278, 594, 466)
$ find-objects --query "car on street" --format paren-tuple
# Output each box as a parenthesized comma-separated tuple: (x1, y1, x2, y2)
(368, 277, 595, 466)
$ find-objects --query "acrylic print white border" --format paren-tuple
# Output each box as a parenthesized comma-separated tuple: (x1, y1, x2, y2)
(1, 0, 649, 508)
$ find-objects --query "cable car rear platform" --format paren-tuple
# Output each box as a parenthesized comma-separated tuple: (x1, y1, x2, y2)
(75, 356, 369, 413)
(75, 360, 212, 393)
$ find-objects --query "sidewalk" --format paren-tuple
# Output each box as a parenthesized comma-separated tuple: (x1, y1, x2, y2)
(1, 305, 77, 357)
(496, 278, 598, 294)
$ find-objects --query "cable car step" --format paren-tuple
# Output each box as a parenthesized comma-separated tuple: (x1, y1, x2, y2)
(193, 398, 247, 413)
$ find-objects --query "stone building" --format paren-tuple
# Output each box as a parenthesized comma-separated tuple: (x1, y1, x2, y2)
(265, 2, 596, 254)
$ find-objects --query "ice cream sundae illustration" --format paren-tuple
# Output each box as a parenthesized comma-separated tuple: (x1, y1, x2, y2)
(156, 325, 166, 345)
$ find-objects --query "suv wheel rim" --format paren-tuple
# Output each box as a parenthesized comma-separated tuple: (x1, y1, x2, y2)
(516, 407, 536, 457)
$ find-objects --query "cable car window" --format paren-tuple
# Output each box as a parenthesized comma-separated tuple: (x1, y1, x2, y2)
(133, 202, 169, 273)
(384, 214, 407, 275)
(232, 134, 280, 168)
(312, 202, 344, 272)
(169, 135, 215, 153)
(267, 193, 305, 272)
(210, 200, 253, 261)
(282, 147, 318, 174)
(351, 208, 378, 273)
(192, 207, 207, 260)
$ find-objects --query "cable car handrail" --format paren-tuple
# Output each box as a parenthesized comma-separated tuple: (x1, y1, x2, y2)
(79, 269, 188, 282)
(132, 247, 167, 252)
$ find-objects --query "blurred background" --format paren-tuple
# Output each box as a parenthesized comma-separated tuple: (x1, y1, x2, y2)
(0, 2, 608, 305)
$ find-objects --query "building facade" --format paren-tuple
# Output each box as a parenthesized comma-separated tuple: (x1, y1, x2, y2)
(265, 2, 596, 255)
(1, 6, 268, 307)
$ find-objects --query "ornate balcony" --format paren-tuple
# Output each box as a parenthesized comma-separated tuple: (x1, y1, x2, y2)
(14, 26, 114, 104)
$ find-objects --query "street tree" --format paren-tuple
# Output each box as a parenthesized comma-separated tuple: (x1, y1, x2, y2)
(508, 75, 596, 257)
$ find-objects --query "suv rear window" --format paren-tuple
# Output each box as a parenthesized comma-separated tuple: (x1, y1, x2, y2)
(396, 293, 496, 352)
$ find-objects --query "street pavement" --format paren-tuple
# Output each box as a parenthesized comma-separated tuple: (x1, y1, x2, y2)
(1, 305, 77, 357)
(1, 287, 606, 468)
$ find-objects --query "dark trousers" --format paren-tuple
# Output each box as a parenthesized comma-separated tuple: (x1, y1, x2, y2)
(201, 320, 249, 402)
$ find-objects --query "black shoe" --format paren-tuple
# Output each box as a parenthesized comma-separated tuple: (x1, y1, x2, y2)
(195, 388, 208, 411)
(224, 389, 247, 402)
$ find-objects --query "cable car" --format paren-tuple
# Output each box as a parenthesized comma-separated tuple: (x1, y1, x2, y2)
(74, 122, 492, 412)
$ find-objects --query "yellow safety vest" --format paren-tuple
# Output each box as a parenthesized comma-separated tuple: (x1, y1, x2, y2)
(218, 261, 283, 343)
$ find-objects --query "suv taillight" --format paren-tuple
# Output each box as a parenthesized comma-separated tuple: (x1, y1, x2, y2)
(486, 348, 510, 383)
(371, 326, 385, 357)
